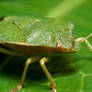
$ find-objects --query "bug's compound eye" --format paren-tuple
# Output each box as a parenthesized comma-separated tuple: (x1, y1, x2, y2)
(56, 39, 63, 49)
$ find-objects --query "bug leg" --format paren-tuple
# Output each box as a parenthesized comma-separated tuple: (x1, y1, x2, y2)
(39, 57, 56, 92)
(0, 47, 22, 56)
(11, 56, 40, 92)
(76, 33, 92, 51)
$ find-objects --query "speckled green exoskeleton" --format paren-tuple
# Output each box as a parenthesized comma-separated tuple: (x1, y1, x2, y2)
(0, 16, 92, 92)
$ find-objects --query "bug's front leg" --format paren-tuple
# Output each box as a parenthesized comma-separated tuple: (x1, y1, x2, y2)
(76, 33, 92, 51)
(11, 56, 40, 92)
(39, 57, 56, 92)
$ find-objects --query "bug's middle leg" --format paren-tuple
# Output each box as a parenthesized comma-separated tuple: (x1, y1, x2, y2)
(39, 57, 56, 92)
(11, 56, 40, 92)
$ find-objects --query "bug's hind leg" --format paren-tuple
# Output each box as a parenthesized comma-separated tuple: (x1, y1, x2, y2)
(39, 57, 56, 92)
(11, 56, 40, 92)
(76, 33, 92, 51)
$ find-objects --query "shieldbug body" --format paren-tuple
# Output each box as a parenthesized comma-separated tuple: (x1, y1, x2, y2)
(0, 16, 92, 92)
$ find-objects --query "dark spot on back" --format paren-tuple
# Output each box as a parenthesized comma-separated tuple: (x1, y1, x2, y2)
(0, 16, 5, 21)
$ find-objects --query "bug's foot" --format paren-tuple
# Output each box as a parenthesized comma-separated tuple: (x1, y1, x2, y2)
(52, 88, 57, 92)
(52, 85, 56, 92)
(11, 84, 22, 92)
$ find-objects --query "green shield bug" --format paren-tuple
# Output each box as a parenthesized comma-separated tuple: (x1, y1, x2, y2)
(0, 16, 92, 92)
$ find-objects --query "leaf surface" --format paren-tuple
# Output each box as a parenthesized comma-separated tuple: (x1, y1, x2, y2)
(0, 0, 92, 92)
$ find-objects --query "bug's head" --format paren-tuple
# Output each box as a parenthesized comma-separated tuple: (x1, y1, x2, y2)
(54, 23, 74, 49)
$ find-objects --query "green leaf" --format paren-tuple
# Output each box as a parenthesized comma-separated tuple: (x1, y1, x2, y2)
(0, 0, 92, 92)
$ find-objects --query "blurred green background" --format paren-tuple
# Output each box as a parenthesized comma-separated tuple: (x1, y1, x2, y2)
(0, 0, 92, 92)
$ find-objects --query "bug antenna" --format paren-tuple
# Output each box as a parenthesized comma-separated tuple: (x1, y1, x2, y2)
(76, 33, 92, 51)
(86, 33, 92, 39)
